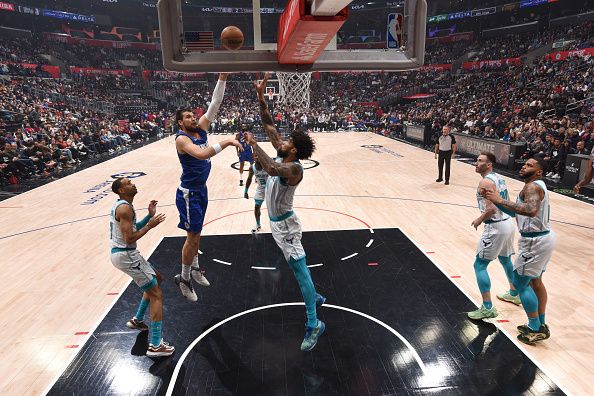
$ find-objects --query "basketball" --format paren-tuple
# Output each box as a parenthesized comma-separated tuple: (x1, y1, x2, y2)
(221, 26, 244, 50)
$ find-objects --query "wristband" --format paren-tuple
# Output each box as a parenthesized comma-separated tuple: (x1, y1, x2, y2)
(212, 143, 222, 154)
(244, 188, 248, 193)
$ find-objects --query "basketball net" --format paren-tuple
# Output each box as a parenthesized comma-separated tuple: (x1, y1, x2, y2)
(276, 72, 312, 109)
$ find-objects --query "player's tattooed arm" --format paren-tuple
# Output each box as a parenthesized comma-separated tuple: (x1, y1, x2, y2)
(258, 96, 282, 150)
(255, 72, 282, 150)
(486, 183, 542, 217)
(248, 137, 302, 181)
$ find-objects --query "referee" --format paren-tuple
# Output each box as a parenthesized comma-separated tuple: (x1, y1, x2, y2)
(434, 125, 456, 185)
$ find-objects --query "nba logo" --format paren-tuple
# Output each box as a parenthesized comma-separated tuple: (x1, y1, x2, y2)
(387, 13, 403, 49)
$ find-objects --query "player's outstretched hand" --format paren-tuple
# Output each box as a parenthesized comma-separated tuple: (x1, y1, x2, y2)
(148, 213, 166, 229)
(228, 138, 243, 152)
(254, 72, 270, 96)
(471, 218, 481, 230)
(148, 200, 158, 216)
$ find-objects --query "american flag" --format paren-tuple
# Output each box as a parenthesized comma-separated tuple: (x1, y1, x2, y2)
(184, 31, 214, 51)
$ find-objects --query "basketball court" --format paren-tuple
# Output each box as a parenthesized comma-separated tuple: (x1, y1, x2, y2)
(1, 132, 592, 395)
(1, 0, 593, 395)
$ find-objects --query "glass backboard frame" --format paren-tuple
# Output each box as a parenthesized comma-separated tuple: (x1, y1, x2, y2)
(157, 0, 426, 73)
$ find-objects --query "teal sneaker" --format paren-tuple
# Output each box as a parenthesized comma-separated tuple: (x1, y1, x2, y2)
(497, 292, 521, 306)
(316, 293, 326, 307)
(301, 320, 325, 351)
(467, 305, 498, 320)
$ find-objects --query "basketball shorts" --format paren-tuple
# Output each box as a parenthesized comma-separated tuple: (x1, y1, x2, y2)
(476, 218, 515, 261)
(514, 231, 556, 278)
(111, 249, 157, 291)
(270, 212, 306, 262)
(176, 185, 208, 233)
(239, 151, 254, 163)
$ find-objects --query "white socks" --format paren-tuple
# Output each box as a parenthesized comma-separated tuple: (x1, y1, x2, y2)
(182, 255, 200, 281)
(181, 263, 191, 281)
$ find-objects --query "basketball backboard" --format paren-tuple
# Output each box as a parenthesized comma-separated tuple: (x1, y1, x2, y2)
(157, 0, 426, 73)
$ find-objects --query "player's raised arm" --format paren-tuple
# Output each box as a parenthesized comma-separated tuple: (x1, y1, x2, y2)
(199, 73, 228, 131)
(254, 73, 283, 150)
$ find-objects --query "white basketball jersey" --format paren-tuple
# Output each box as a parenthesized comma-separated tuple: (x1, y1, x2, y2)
(477, 172, 510, 222)
(265, 158, 302, 218)
(110, 199, 137, 250)
(516, 180, 551, 233)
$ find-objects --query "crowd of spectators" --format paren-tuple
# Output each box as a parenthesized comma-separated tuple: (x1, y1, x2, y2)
(0, 76, 166, 186)
(406, 56, 594, 179)
(2, 19, 594, 188)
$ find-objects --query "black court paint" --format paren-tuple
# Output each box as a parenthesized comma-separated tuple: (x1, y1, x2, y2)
(48, 229, 563, 395)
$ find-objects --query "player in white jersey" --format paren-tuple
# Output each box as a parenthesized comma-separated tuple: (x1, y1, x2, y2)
(110, 177, 174, 356)
(485, 157, 556, 345)
(243, 72, 325, 352)
(244, 155, 268, 233)
(467, 153, 519, 321)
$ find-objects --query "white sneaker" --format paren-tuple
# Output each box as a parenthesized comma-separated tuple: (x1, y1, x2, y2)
(546, 172, 553, 177)
(174, 274, 198, 301)
(251, 225, 262, 233)
(191, 267, 210, 287)
(552, 174, 561, 179)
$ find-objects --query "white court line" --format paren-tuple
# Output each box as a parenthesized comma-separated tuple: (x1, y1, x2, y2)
(307, 263, 324, 268)
(251, 266, 277, 270)
(42, 236, 165, 396)
(212, 259, 232, 265)
(198, 250, 203, 255)
(164, 302, 427, 396)
(341, 252, 358, 261)
(399, 229, 574, 396)
(369, 228, 374, 234)
(366, 239, 374, 248)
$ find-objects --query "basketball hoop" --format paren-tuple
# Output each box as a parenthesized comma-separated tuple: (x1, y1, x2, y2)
(276, 71, 312, 109)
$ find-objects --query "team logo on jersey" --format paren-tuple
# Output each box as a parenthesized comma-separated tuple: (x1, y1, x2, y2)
(481, 238, 493, 248)
(520, 252, 535, 263)
(285, 237, 294, 244)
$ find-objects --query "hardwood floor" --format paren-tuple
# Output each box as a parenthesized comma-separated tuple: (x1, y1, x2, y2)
(0, 132, 591, 395)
